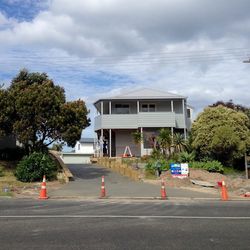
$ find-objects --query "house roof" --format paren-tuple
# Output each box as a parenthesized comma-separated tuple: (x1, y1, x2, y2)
(78, 138, 95, 143)
(94, 88, 186, 104)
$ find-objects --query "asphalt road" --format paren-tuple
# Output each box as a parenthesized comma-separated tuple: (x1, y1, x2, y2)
(0, 198, 250, 250)
(50, 164, 218, 199)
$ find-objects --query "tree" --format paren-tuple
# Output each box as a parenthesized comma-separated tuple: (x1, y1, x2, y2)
(157, 128, 172, 156)
(210, 100, 250, 128)
(192, 105, 250, 167)
(1, 69, 90, 152)
(51, 143, 64, 152)
(0, 86, 14, 136)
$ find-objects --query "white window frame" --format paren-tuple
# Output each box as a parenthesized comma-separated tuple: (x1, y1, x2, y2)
(114, 103, 130, 114)
(140, 103, 156, 112)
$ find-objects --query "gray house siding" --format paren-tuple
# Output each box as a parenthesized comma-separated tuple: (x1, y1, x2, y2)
(138, 112, 175, 127)
(175, 114, 186, 128)
(115, 130, 139, 156)
(94, 88, 192, 157)
(95, 112, 183, 130)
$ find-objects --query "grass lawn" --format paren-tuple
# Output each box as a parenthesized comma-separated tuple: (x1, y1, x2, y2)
(0, 161, 34, 196)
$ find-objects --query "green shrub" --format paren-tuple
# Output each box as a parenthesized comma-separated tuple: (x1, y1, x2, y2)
(145, 159, 170, 172)
(178, 151, 195, 163)
(189, 160, 224, 173)
(150, 149, 162, 160)
(15, 152, 58, 182)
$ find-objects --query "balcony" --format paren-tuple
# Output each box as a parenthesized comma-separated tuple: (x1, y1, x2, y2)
(94, 112, 178, 131)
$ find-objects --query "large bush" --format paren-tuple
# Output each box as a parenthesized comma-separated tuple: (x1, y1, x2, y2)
(192, 105, 250, 167)
(15, 152, 57, 182)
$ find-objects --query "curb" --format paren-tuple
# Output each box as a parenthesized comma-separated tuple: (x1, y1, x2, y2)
(42, 196, 250, 202)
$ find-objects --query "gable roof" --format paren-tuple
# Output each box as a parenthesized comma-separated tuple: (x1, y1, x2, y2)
(94, 88, 186, 104)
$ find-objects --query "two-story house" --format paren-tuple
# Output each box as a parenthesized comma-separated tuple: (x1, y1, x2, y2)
(94, 88, 192, 157)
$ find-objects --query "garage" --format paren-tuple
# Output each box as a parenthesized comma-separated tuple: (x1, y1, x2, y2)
(60, 153, 93, 164)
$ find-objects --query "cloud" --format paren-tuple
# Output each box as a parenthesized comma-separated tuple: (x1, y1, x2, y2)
(1, 0, 250, 137)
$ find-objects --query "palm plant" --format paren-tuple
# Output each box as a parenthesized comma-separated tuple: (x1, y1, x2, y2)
(178, 151, 195, 163)
(157, 128, 172, 157)
(131, 130, 143, 157)
(173, 133, 186, 153)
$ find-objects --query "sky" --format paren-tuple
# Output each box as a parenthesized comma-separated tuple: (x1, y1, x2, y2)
(1, 0, 250, 139)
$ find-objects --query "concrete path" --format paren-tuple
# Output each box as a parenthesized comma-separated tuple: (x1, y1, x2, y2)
(50, 164, 219, 199)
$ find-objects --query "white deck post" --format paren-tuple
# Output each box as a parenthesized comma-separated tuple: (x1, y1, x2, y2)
(137, 101, 140, 113)
(109, 101, 111, 114)
(101, 129, 104, 157)
(171, 100, 174, 143)
(171, 100, 174, 112)
(109, 129, 112, 158)
(101, 101, 103, 115)
(182, 99, 187, 140)
(140, 127, 143, 157)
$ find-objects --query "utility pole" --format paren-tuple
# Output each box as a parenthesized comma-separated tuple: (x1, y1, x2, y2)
(243, 58, 250, 179)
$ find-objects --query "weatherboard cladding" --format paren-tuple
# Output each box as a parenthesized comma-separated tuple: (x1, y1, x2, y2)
(94, 112, 179, 130)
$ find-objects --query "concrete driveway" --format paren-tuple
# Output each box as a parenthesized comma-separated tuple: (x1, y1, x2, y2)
(50, 164, 219, 199)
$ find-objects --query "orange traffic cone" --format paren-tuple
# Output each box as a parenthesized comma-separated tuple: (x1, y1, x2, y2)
(100, 176, 106, 198)
(39, 175, 48, 199)
(221, 180, 228, 201)
(161, 179, 167, 200)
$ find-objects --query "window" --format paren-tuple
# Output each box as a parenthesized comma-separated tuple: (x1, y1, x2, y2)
(115, 104, 130, 114)
(141, 104, 156, 112)
(187, 109, 191, 118)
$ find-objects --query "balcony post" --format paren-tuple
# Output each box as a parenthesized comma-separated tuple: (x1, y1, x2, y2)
(101, 101, 103, 115)
(171, 100, 174, 112)
(109, 129, 112, 158)
(182, 99, 187, 140)
(140, 127, 143, 156)
(109, 101, 112, 114)
(100, 129, 104, 157)
(137, 101, 140, 113)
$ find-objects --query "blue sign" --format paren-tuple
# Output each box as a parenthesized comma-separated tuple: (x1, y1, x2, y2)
(170, 163, 189, 178)
(170, 163, 181, 175)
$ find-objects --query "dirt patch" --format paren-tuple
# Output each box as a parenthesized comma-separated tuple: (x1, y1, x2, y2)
(144, 168, 250, 197)
(13, 180, 63, 198)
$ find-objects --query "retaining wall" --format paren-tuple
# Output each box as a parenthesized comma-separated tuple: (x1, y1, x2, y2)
(95, 157, 142, 181)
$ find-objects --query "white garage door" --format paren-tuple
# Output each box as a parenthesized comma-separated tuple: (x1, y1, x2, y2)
(61, 153, 92, 164)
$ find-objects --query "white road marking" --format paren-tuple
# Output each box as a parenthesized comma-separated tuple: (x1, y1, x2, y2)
(0, 215, 250, 220)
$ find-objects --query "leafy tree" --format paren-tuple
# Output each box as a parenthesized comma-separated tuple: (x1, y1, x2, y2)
(0, 87, 14, 136)
(210, 100, 250, 128)
(51, 143, 64, 152)
(192, 105, 250, 167)
(1, 69, 90, 153)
